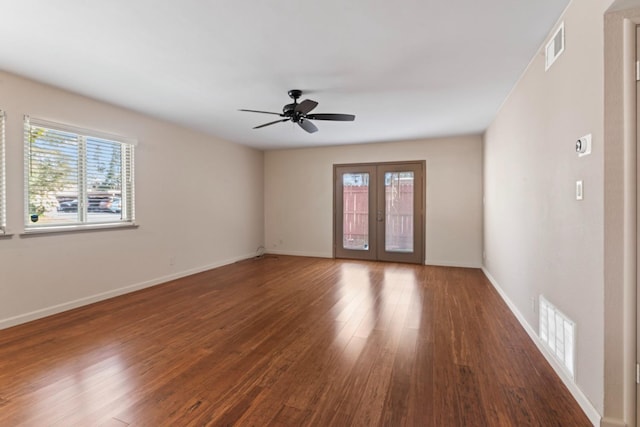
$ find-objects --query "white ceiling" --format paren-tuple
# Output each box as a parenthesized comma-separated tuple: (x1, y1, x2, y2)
(0, 0, 569, 150)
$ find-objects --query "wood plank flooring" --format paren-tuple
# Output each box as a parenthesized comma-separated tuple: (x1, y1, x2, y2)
(0, 256, 591, 426)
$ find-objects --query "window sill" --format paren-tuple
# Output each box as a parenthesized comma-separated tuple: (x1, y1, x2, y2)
(21, 222, 139, 236)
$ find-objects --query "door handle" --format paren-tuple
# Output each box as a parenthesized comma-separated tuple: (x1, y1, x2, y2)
(377, 210, 384, 222)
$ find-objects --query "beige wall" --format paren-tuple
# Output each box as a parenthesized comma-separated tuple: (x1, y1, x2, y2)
(0, 71, 264, 328)
(484, 0, 607, 418)
(264, 135, 483, 267)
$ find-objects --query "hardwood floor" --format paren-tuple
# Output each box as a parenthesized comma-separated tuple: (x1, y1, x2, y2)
(0, 256, 591, 426)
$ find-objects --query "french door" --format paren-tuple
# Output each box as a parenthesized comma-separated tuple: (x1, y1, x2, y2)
(334, 161, 424, 264)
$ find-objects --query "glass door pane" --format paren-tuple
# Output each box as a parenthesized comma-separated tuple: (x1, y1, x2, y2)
(342, 172, 370, 250)
(335, 165, 377, 261)
(376, 162, 424, 264)
(384, 171, 414, 252)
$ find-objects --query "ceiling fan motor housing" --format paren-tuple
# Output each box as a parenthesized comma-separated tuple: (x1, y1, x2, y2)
(283, 103, 296, 116)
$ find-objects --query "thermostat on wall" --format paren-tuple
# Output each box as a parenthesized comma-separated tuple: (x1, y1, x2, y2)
(576, 134, 591, 157)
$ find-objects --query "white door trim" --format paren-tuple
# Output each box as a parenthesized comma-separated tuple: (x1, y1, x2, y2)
(603, 6, 640, 427)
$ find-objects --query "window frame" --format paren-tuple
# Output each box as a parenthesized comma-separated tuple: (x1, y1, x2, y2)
(23, 116, 136, 234)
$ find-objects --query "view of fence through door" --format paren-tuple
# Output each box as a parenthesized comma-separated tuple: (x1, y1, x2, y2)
(384, 170, 415, 253)
(342, 170, 371, 251)
(334, 162, 424, 264)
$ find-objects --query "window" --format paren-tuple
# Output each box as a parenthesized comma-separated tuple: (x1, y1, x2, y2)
(24, 116, 135, 231)
(0, 110, 5, 234)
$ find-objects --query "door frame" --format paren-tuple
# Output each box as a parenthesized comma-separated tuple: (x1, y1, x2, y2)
(603, 7, 640, 427)
(636, 21, 640, 427)
(333, 160, 426, 264)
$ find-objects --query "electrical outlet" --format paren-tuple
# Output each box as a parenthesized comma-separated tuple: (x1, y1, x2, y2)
(169, 256, 175, 266)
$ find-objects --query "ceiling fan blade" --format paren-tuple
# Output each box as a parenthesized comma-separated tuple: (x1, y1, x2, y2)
(306, 113, 355, 121)
(239, 109, 283, 116)
(253, 118, 289, 129)
(298, 119, 318, 134)
(295, 99, 318, 114)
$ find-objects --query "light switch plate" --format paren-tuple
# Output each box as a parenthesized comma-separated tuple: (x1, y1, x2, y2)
(576, 180, 583, 200)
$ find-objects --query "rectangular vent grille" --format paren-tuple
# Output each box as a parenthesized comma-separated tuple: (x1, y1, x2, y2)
(539, 295, 575, 378)
(545, 22, 565, 71)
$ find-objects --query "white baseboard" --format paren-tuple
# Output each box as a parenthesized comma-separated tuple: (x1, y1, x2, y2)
(425, 259, 482, 268)
(264, 252, 482, 269)
(265, 249, 332, 258)
(0, 252, 256, 331)
(481, 267, 602, 427)
(599, 417, 627, 427)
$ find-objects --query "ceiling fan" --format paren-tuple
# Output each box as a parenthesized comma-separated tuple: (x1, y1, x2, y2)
(239, 89, 355, 134)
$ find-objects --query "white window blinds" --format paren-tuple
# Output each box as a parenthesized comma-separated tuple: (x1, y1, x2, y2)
(0, 110, 5, 234)
(24, 116, 135, 230)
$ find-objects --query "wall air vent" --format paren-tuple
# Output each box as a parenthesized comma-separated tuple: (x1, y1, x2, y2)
(545, 22, 565, 71)
(539, 295, 575, 379)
